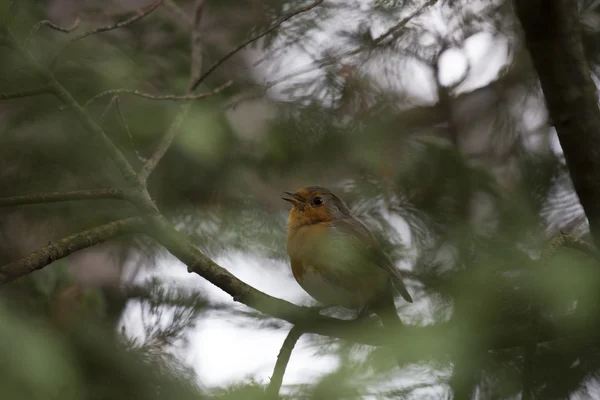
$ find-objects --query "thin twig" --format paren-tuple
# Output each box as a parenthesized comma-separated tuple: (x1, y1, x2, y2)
(189, 0, 206, 86)
(101, 96, 147, 162)
(0, 86, 52, 100)
(0, 217, 144, 284)
(137, 0, 208, 184)
(50, 0, 164, 69)
(138, 0, 322, 182)
(100, 95, 119, 125)
(379, 0, 437, 43)
(83, 80, 232, 108)
(0, 189, 127, 207)
(4, 0, 18, 26)
(138, 102, 189, 183)
(188, 0, 324, 92)
(25, 17, 80, 47)
(266, 325, 304, 399)
(164, 0, 193, 27)
(81, 3, 156, 20)
(3, 29, 142, 190)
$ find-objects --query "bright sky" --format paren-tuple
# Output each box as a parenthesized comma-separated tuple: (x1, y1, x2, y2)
(121, 0, 514, 396)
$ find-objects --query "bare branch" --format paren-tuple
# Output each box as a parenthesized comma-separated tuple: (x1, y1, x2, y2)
(137, 0, 214, 184)
(189, 0, 206, 86)
(266, 325, 304, 399)
(0, 217, 144, 284)
(4, 0, 18, 26)
(81, 2, 157, 20)
(0, 189, 127, 207)
(379, 0, 437, 43)
(83, 80, 232, 108)
(164, 0, 193, 27)
(0, 86, 52, 100)
(50, 0, 164, 68)
(49, 78, 142, 186)
(5, 29, 143, 188)
(188, 0, 325, 92)
(25, 17, 80, 47)
(101, 96, 146, 163)
(138, 103, 189, 184)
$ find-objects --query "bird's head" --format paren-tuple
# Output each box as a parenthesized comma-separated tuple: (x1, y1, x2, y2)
(282, 186, 351, 229)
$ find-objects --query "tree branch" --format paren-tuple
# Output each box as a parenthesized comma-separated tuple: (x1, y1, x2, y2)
(0, 189, 127, 207)
(164, 0, 193, 28)
(100, 96, 146, 162)
(137, 0, 211, 185)
(50, 0, 164, 68)
(188, 0, 324, 92)
(266, 325, 304, 399)
(0, 86, 52, 100)
(4, 0, 18, 26)
(25, 17, 80, 47)
(226, 0, 438, 109)
(138, 102, 191, 184)
(189, 0, 206, 87)
(0, 217, 144, 284)
(83, 80, 232, 109)
(6, 31, 145, 191)
(515, 0, 600, 247)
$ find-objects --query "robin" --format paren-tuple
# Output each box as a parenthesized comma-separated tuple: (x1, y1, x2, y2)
(283, 186, 413, 328)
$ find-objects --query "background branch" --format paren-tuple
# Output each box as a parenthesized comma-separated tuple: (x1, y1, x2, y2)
(50, 0, 164, 68)
(83, 80, 232, 109)
(0, 217, 144, 284)
(25, 17, 80, 47)
(137, 0, 208, 184)
(100, 96, 146, 162)
(189, 0, 325, 92)
(0, 86, 52, 100)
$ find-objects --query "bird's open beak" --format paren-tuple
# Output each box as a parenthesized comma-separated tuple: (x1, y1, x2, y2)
(281, 191, 305, 206)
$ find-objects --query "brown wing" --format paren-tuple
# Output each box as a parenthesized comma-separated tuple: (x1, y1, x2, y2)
(328, 218, 413, 303)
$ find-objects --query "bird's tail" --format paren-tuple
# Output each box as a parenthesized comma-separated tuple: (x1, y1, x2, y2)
(391, 275, 413, 303)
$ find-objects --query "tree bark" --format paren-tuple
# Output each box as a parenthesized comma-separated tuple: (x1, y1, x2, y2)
(515, 0, 600, 246)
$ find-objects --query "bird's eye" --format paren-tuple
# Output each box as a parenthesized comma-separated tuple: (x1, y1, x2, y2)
(312, 196, 323, 206)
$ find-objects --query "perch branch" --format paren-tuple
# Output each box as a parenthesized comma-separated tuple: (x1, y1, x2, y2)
(0, 217, 144, 284)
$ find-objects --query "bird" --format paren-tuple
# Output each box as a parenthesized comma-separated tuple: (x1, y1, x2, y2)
(282, 186, 413, 328)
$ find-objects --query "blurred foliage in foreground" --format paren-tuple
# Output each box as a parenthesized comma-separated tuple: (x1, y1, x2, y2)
(3, 0, 600, 399)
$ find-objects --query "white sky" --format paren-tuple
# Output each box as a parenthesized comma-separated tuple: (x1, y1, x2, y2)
(121, 0, 517, 396)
